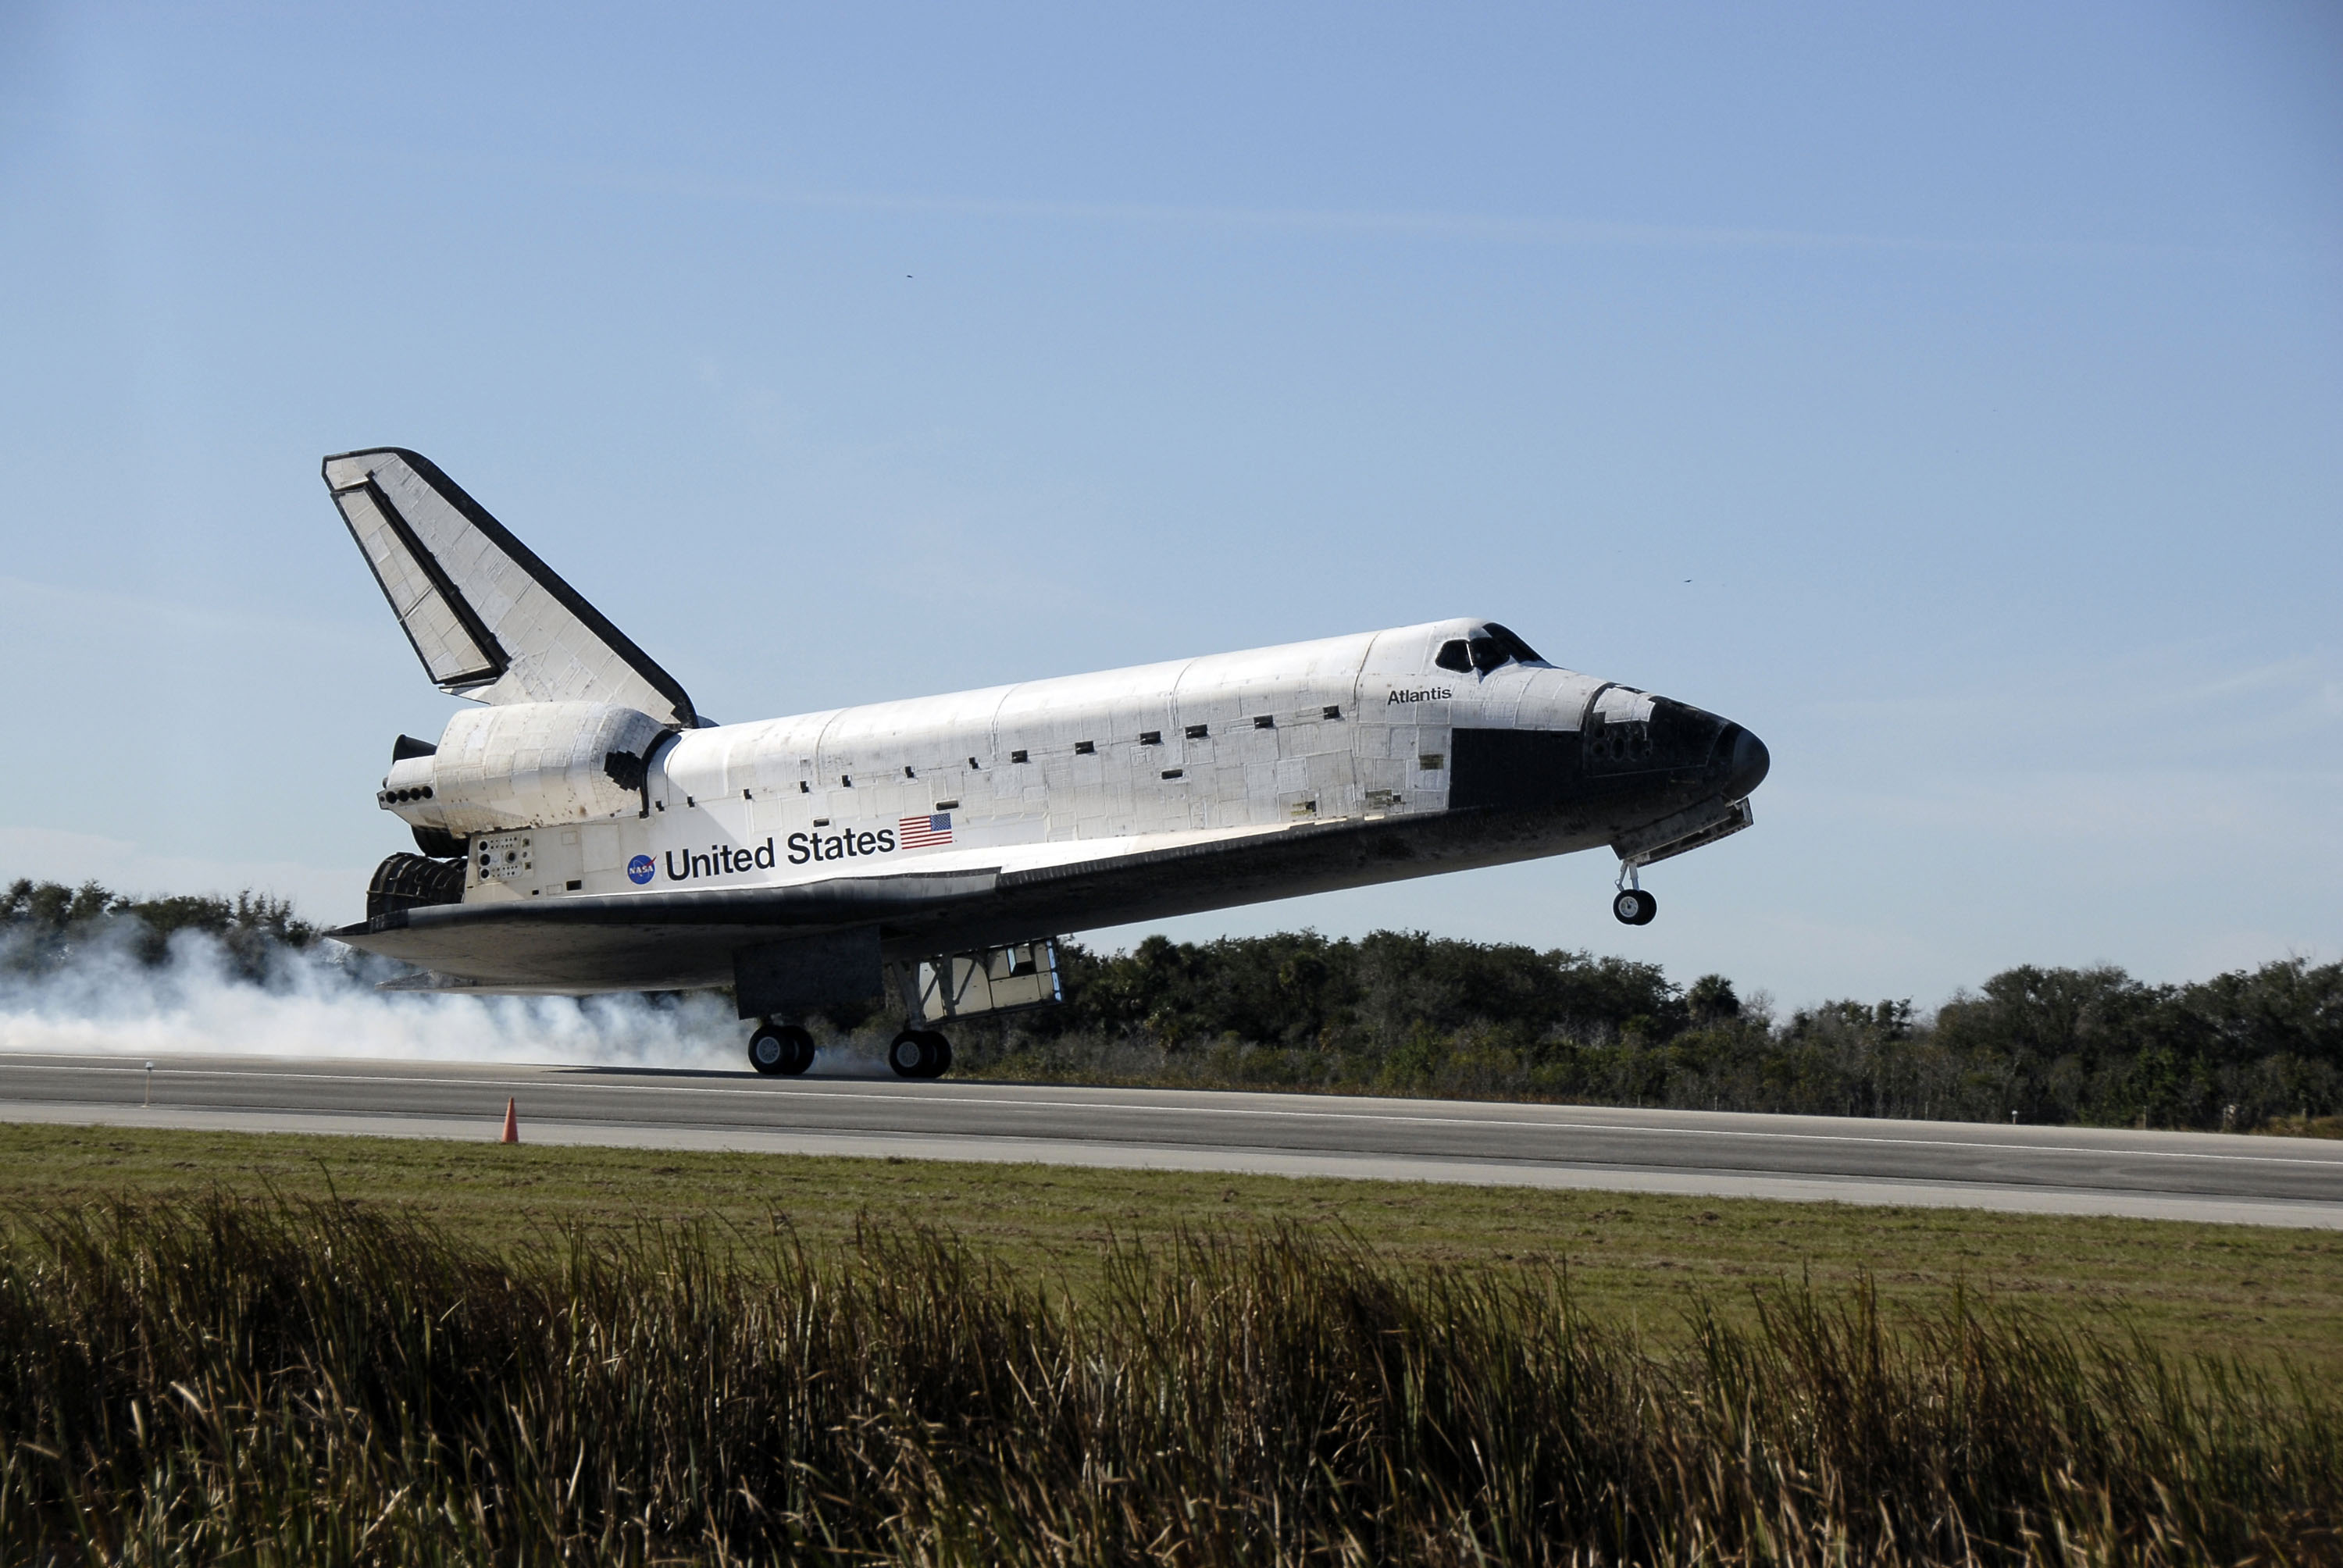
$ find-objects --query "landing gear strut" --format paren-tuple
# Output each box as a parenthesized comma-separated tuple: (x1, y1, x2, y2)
(747, 1021, 815, 1076)
(1613, 862, 1657, 926)
(888, 1028, 953, 1080)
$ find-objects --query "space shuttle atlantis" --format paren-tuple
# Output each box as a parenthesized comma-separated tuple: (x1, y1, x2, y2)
(327, 448, 1769, 1078)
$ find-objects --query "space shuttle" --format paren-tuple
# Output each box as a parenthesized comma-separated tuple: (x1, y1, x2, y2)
(327, 448, 1769, 1078)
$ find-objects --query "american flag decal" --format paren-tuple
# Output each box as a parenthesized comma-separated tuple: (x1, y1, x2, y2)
(898, 812, 954, 849)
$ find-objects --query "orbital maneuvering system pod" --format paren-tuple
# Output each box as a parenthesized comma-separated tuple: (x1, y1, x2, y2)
(326, 448, 1769, 1078)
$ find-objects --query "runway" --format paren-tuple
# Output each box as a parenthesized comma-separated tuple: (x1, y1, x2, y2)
(3, 1049, 2340, 1228)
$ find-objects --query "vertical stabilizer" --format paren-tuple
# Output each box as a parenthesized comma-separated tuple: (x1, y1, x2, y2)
(323, 448, 698, 727)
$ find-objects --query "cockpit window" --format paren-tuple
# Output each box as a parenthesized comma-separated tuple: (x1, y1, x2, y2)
(1434, 639, 1473, 673)
(1471, 623, 1544, 669)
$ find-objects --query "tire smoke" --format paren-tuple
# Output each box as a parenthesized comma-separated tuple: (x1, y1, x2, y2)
(0, 921, 747, 1070)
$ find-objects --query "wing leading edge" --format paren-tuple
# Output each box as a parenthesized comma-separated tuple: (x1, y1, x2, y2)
(323, 447, 699, 728)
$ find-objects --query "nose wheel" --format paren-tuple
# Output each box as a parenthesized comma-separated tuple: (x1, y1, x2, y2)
(889, 1028, 953, 1079)
(748, 1022, 815, 1075)
(1612, 862, 1658, 925)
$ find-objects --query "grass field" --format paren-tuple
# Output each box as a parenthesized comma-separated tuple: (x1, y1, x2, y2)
(2, 1173, 2336, 1563)
(2, 1121, 2337, 1379)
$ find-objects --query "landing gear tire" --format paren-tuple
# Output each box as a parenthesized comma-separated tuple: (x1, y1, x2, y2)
(888, 1028, 951, 1079)
(748, 1023, 815, 1076)
(1613, 889, 1657, 926)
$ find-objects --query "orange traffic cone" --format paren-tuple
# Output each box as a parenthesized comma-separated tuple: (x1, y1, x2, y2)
(499, 1097, 519, 1144)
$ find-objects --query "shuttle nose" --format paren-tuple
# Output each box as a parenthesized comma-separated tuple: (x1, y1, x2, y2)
(1721, 725, 1770, 800)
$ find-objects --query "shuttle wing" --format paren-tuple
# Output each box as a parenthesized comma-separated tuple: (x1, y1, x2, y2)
(323, 447, 699, 727)
(336, 866, 1007, 992)
(331, 812, 1507, 994)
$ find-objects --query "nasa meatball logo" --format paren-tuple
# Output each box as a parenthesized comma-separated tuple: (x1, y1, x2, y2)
(626, 854, 656, 885)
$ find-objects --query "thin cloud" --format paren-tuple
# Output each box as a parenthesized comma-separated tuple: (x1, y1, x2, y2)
(1803, 646, 2343, 741)
(590, 163, 2223, 262)
(0, 572, 380, 654)
(157, 122, 2252, 265)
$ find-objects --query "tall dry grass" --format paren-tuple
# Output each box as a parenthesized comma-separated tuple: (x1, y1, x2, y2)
(0, 1196, 2332, 1565)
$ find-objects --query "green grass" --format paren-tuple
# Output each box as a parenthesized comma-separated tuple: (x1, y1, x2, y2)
(3, 1122, 2339, 1381)
(2260, 1113, 2343, 1139)
(1, 1189, 2335, 1565)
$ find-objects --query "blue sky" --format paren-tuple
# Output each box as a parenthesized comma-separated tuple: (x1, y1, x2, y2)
(2, 2, 2337, 1008)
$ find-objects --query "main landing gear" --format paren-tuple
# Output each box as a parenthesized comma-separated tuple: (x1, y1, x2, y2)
(747, 1021, 815, 1076)
(1612, 863, 1658, 926)
(888, 1028, 953, 1080)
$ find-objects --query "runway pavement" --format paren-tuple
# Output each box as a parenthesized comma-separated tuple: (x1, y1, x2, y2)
(2, 1049, 2339, 1228)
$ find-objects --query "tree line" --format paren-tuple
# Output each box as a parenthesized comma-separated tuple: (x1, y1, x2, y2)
(1, 878, 316, 985)
(967, 931, 2341, 1133)
(6, 877, 2336, 1131)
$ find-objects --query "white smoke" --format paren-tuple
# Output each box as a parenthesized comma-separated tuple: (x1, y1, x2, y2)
(0, 922, 835, 1071)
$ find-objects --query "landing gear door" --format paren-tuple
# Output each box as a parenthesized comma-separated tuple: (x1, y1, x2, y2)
(889, 939, 1066, 1025)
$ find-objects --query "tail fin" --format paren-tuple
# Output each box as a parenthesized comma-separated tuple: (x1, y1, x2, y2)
(322, 448, 699, 728)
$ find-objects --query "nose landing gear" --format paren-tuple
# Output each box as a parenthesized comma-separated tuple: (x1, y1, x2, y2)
(888, 1028, 953, 1079)
(747, 1021, 815, 1076)
(1612, 863, 1658, 926)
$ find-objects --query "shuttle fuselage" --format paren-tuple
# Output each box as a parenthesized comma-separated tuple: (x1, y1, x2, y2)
(325, 448, 1767, 1074)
